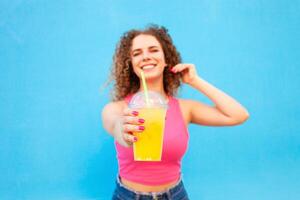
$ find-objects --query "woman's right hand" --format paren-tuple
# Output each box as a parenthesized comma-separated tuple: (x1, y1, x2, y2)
(113, 108, 145, 147)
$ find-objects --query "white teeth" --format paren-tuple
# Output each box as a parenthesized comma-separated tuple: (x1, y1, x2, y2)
(142, 65, 155, 70)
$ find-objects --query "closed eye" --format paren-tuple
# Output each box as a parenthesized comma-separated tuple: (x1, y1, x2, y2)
(132, 51, 141, 57)
(149, 46, 160, 52)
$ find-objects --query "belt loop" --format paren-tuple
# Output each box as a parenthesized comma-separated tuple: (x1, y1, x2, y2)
(151, 192, 158, 200)
(166, 190, 172, 199)
(135, 194, 140, 200)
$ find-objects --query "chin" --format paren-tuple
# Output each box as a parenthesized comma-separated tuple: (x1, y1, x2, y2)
(144, 73, 163, 81)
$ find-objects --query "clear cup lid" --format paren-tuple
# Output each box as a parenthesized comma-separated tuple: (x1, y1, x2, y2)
(129, 91, 168, 109)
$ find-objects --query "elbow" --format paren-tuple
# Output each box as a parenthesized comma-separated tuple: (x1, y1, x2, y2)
(228, 111, 249, 126)
(241, 112, 250, 123)
(235, 111, 250, 125)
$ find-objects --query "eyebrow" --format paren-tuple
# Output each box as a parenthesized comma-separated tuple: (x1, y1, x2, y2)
(131, 45, 159, 53)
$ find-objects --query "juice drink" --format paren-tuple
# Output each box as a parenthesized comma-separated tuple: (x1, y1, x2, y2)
(129, 91, 168, 161)
(133, 107, 166, 161)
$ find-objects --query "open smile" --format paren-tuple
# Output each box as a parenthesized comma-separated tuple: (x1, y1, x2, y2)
(141, 64, 156, 70)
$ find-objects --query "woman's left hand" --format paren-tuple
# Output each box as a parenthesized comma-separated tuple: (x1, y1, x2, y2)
(171, 63, 199, 85)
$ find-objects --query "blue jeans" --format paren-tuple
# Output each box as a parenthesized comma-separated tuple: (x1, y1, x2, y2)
(112, 177, 189, 200)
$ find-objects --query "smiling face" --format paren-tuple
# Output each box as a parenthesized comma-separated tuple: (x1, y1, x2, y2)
(130, 34, 167, 81)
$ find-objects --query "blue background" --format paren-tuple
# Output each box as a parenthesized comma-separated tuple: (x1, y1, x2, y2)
(1, 0, 299, 199)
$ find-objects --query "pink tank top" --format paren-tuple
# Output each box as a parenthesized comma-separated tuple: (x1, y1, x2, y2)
(115, 96, 189, 185)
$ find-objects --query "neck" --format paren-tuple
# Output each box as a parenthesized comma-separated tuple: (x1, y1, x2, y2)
(139, 77, 168, 99)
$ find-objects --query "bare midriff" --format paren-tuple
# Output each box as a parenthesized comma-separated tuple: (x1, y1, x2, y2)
(120, 177, 179, 192)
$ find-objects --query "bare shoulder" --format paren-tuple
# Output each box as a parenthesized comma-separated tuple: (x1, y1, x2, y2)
(177, 98, 190, 110)
(177, 98, 213, 125)
(177, 98, 204, 111)
(178, 98, 208, 108)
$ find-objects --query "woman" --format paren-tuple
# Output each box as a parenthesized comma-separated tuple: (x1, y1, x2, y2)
(102, 24, 249, 199)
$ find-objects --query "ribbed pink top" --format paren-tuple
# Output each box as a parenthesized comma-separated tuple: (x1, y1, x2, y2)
(115, 96, 189, 185)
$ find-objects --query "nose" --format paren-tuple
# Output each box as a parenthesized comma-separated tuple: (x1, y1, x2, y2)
(141, 51, 151, 61)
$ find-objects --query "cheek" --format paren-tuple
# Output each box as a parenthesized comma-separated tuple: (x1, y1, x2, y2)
(157, 52, 166, 63)
(130, 60, 140, 76)
(130, 56, 140, 67)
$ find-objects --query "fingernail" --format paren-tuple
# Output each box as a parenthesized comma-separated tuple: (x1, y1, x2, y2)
(132, 111, 139, 116)
(138, 126, 145, 130)
(138, 118, 145, 123)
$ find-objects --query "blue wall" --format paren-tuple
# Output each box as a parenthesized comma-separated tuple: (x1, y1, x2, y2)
(1, 0, 299, 199)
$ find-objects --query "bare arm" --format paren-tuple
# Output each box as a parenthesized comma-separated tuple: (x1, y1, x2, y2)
(101, 101, 145, 146)
(101, 101, 124, 136)
(172, 64, 249, 126)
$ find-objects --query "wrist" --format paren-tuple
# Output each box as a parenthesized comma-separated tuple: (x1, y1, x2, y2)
(188, 76, 202, 88)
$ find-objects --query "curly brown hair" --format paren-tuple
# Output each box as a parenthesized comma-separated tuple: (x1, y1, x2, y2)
(110, 24, 182, 101)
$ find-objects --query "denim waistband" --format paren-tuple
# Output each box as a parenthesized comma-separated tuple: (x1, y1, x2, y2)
(115, 176, 184, 199)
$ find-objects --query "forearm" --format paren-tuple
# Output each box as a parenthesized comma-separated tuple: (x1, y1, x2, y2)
(102, 104, 131, 147)
(190, 76, 249, 121)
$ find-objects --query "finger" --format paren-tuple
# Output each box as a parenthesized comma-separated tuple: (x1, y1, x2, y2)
(123, 108, 139, 117)
(123, 116, 145, 125)
(171, 64, 189, 73)
(123, 133, 137, 143)
(170, 64, 181, 73)
(123, 124, 145, 133)
(186, 64, 197, 76)
(178, 64, 195, 72)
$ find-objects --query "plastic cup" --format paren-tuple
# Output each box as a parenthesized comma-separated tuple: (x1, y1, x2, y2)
(129, 91, 168, 161)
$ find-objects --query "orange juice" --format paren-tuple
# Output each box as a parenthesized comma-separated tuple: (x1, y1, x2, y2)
(133, 107, 166, 161)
